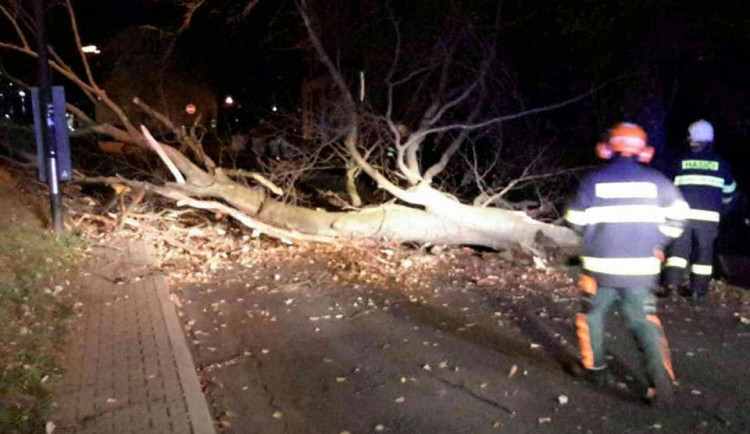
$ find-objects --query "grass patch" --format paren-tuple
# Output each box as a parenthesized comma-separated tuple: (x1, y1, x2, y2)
(0, 225, 83, 434)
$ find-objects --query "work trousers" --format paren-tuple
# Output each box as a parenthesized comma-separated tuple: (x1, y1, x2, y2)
(576, 287, 675, 386)
(664, 220, 718, 296)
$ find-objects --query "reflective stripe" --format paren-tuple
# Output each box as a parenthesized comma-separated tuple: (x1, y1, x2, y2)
(595, 182, 657, 199)
(691, 264, 713, 276)
(686, 208, 720, 222)
(584, 205, 665, 223)
(664, 200, 689, 221)
(723, 181, 737, 194)
(565, 209, 588, 226)
(675, 174, 725, 189)
(659, 225, 683, 238)
(567, 203, 687, 226)
(646, 314, 675, 381)
(576, 313, 595, 370)
(582, 256, 661, 275)
(666, 257, 688, 268)
(681, 159, 719, 171)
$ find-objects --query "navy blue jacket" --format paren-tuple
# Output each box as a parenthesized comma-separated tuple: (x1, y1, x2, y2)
(671, 147, 736, 223)
(565, 157, 688, 289)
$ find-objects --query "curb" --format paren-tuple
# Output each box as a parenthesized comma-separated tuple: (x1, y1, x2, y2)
(153, 272, 216, 434)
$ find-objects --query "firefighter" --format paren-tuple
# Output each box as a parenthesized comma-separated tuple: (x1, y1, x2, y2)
(661, 120, 737, 301)
(565, 122, 688, 406)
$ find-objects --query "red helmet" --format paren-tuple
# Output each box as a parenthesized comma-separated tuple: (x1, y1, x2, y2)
(596, 122, 654, 163)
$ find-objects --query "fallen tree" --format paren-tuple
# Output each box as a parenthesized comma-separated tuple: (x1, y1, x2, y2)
(0, 0, 585, 254)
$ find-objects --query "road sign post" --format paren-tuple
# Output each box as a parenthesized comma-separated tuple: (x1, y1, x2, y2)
(33, 0, 64, 232)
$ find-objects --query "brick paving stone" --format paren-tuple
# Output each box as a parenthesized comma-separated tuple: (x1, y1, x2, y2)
(53, 241, 216, 434)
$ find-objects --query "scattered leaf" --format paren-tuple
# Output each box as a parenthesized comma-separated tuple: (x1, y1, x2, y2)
(508, 364, 518, 378)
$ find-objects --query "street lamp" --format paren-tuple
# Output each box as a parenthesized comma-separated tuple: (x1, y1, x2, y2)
(81, 44, 100, 54)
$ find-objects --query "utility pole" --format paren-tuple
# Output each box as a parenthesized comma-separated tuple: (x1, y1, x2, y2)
(33, 0, 63, 232)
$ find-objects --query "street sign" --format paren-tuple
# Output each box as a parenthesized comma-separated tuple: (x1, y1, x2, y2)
(31, 86, 72, 182)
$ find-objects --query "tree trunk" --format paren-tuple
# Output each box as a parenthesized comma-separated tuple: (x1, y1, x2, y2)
(170, 169, 579, 252)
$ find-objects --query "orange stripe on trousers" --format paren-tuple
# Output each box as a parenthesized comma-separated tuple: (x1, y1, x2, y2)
(576, 313, 594, 369)
(646, 314, 675, 381)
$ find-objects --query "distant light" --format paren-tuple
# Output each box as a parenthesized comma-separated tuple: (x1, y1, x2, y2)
(18, 90, 26, 97)
(224, 95, 234, 105)
(271, 105, 278, 112)
(185, 103, 197, 115)
(4, 114, 9, 119)
(81, 45, 100, 54)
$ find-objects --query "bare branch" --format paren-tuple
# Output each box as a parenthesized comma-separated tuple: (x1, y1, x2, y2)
(416, 79, 622, 139)
(296, 1, 356, 114)
(0, 3, 28, 48)
(65, 103, 94, 125)
(223, 168, 283, 196)
(132, 96, 215, 170)
(64, 0, 98, 90)
(296, 1, 423, 204)
(422, 102, 482, 182)
(385, 6, 401, 120)
(163, 0, 208, 61)
(241, 0, 262, 18)
(480, 165, 593, 208)
(141, 125, 186, 184)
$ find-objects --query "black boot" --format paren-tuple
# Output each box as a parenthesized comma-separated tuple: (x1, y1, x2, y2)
(690, 292, 708, 305)
(646, 374, 675, 408)
(584, 368, 615, 388)
(656, 285, 679, 301)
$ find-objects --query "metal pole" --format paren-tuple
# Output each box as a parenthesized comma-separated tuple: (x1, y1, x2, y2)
(33, 0, 63, 232)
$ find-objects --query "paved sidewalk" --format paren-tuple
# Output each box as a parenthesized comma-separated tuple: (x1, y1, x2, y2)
(52, 240, 215, 434)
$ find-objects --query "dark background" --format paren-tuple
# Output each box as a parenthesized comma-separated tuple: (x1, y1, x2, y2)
(53, 0, 747, 167)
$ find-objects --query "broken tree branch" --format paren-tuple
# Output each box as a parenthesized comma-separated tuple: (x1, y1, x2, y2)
(77, 176, 338, 245)
(133, 96, 214, 170)
(141, 125, 186, 184)
(223, 168, 283, 196)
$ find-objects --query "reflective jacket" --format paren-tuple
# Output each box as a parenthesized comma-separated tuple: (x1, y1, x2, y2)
(672, 148, 736, 223)
(565, 157, 689, 289)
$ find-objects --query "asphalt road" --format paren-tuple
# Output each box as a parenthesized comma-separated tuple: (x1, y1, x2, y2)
(177, 257, 750, 434)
